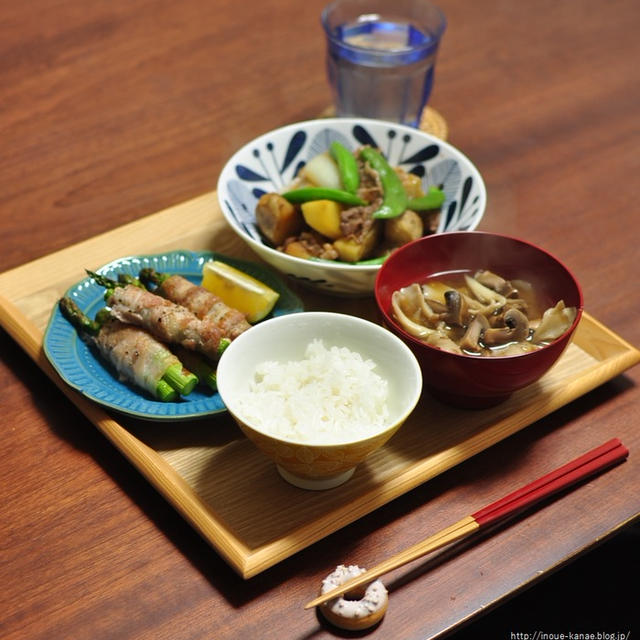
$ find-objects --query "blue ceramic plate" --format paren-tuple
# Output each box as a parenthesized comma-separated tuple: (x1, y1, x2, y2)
(43, 250, 304, 421)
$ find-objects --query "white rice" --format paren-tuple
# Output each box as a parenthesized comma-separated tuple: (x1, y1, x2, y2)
(236, 339, 390, 444)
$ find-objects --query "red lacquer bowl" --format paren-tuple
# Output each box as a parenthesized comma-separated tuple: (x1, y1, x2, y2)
(374, 232, 583, 408)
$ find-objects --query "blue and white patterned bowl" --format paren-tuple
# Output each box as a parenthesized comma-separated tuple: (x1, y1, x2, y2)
(217, 118, 486, 295)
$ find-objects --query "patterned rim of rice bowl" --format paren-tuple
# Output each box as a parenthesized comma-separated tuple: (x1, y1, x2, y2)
(216, 118, 487, 295)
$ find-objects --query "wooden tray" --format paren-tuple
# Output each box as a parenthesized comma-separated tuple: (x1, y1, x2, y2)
(1, 191, 639, 578)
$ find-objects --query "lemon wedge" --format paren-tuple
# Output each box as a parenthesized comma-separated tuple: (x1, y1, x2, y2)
(201, 260, 280, 323)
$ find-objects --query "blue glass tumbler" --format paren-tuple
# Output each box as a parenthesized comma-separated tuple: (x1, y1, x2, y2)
(322, 0, 446, 127)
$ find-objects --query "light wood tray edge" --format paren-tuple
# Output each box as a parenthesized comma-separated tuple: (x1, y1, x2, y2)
(4, 286, 638, 578)
(238, 315, 640, 576)
(0, 293, 252, 573)
(1, 191, 639, 578)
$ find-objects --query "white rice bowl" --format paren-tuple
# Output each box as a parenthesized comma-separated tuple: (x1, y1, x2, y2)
(216, 312, 423, 489)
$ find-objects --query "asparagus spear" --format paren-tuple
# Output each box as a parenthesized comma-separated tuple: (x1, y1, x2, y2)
(59, 297, 198, 400)
(117, 273, 145, 288)
(84, 270, 119, 300)
(89, 270, 150, 296)
(171, 346, 218, 392)
(138, 267, 169, 288)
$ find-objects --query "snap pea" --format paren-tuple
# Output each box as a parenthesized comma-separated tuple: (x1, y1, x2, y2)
(407, 186, 446, 211)
(282, 187, 365, 206)
(310, 254, 389, 265)
(359, 147, 408, 219)
(329, 141, 360, 194)
(353, 254, 390, 265)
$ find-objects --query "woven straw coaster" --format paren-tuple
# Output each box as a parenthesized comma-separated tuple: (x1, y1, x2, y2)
(319, 105, 449, 140)
(419, 106, 448, 140)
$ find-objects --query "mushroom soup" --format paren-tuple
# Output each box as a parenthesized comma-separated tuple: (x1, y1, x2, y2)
(391, 269, 577, 357)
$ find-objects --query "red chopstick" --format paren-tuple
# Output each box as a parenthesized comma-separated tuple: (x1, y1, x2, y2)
(472, 438, 628, 526)
(305, 438, 629, 609)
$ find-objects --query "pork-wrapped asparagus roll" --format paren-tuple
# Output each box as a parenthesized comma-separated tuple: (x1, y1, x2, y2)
(59, 298, 198, 401)
(138, 268, 250, 339)
(87, 272, 231, 361)
(115, 274, 220, 392)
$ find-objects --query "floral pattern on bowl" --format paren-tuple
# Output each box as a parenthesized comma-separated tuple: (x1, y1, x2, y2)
(217, 118, 486, 295)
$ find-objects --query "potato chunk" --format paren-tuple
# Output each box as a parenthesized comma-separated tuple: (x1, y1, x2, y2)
(301, 199, 342, 240)
(333, 223, 381, 262)
(384, 210, 424, 246)
(256, 193, 302, 245)
(395, 168, 425, 198)
(283, 240, 314, 259)
(282, 232, 339, 260)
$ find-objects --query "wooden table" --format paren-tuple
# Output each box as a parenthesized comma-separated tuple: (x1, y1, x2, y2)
(1, 1, 638, 638)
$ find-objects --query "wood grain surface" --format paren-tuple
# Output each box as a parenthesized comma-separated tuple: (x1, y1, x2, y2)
(1, 1, 639, 639)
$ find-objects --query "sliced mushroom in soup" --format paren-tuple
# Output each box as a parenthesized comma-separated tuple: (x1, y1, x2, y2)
(391, 270, 577, 357)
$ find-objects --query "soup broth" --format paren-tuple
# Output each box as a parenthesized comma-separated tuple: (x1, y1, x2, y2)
(391, 269, 577, 357)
